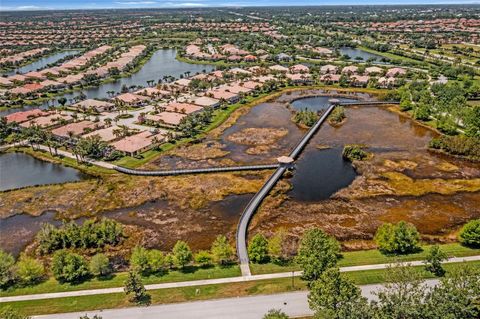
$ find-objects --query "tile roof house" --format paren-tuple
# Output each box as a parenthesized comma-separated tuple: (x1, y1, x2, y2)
(51, 121, 102, 138)
(193, 96, 220, 108)
(164, 102, 203, 114)
(110, 131, 162, 156)
(0, 77, 13, 87)
(289, 64, 310, 74)
(386, 67, 407, 78)
(342, 65, 359, 75)
(320, 64, 339, 74)
(83, 125, 122, 142)
(20, 113, 72, 128)
(365, 66, 384, 75)
(115, 93, 149, 106)
(320, 74, 341, 83)
(350, 75, 370, 87)
(72, 99, 114, 113)
(5, 109, 48, 124)
(205, 89, 239, 103)
(145, 112, 186, 128)
(269, 65, 289, 73)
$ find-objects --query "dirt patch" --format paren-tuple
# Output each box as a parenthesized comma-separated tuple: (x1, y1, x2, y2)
(227, 127, 288, 146)
(168, 141, 229, 161)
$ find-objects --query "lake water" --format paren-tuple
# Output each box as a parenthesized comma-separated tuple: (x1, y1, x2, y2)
(0, 49, 215, 117)
(0, 152, 88, 191)
(3, 50, 81, 76)
(288, 147, 357, 201)
(339, 47, 384, 62)
(290, 96, 358, 112)
(39, 49, 215, 107)
(0, 211, 61, 255)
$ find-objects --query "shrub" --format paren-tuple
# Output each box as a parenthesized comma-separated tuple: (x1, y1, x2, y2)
(51, 250, 90, 283)
(211, 235, 234, 265)
(16, 255, 45, 285)
(194, 250, 213, 266)
(429, 135, 480, 161)
(328, 106, 346, 124)
(37, 218, 124, 254)
(248, 234, 269, 263)
(130, 246, 150, 274)
(148, 249, 165, 273)
(374, 221, 421, 255)
(89, 254, 111, 277)
(263, 309, 289, 319)
(293, 108, 319, 127)
(0, 250, 16, 289)
(458, 219, 480, 248)
(172, 241, 193, 268)
(342, 145, 367, 161)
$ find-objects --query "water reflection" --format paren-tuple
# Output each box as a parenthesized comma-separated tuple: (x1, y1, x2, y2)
(2, 50, 81, 76)
(0, 152, 88, 191)
(0, 211, 61, 255)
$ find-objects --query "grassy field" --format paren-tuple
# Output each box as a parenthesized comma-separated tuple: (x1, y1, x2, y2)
(1, 243, 476, 299)
(3, 261, 479, 316)
(358, 46, 426, 66)
(250, 243, 479, 274)
(0, 266, 241, 298)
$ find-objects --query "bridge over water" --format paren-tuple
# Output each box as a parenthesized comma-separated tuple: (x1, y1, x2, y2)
(236, 101, 399, 276)
(114, 100, 399, 277)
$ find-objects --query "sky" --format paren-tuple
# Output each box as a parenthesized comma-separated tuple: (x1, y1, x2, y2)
(1, 0, 479, 11)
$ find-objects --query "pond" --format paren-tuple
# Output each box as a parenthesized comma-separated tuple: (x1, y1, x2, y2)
(0, 152, 88, 191)
(2, 50, 81, 76)
(0, 211, 61, 256)
(339, 47, 384, 62)
(290, 96, 358, 112)
(40, 49, 215, 107)
(0, 49, 215, 117)
(288, 147, 357, 201)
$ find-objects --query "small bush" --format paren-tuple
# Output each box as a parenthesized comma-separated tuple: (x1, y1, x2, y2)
(459, 219, 480, 248)
(328, 106, 346, 124)
(342, 145, 368, 161)
(293, 108, 319, 127)
(248, 234, 269, 263)
(374, 221, 421, 255)
(89, 254, 111, 277)
(16, 255, 45, 285)
(0, 250, 16, 289)
(52, 250, 90, 283)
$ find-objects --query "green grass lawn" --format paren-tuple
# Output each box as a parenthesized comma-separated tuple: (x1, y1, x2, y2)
(358, 46, 426, 66)
(250, 243, 479, 275)
(0, 265, 240, 298)
(3, 261, 479, 316)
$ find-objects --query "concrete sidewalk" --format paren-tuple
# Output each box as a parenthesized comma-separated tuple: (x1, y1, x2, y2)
(33, 279, 441, 319)
(1, 255, 478, 303)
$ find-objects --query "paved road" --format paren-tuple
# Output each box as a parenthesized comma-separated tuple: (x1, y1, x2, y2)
(32, 280, 441, 319)
(2, 255, 477, 304)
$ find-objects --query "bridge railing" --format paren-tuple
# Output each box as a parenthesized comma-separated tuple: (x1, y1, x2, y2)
(115, 164, 280, 176)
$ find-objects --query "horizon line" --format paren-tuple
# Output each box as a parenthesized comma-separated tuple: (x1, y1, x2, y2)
(1, 2, 480, 13)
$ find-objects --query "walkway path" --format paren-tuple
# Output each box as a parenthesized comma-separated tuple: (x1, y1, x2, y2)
(3, 236, 477, 303)
(33, 279, 442, 319)
(235, 100, 407, 276)
(236, 104, 337, 276)
(115, 164, 280, 176)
